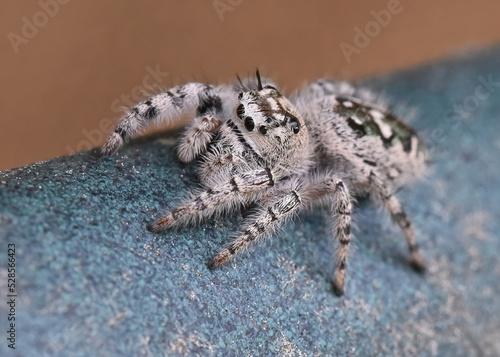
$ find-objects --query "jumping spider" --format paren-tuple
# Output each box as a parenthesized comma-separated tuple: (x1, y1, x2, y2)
(101, 71, 427, 296)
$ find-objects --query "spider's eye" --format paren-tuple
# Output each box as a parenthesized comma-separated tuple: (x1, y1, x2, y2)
(236, 104, 245, 119)
(238, 93, 243, 100)
(259, 125, 268, 135)
(288, 116, 300, 134)
(244, 117, 255, 131)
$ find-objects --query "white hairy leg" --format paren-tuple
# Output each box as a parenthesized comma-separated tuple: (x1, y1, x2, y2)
(101, 83, 223, 156)
(147, 168, 275, 232)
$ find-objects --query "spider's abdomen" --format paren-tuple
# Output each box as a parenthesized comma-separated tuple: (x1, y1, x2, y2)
(304, 94, 427, 192)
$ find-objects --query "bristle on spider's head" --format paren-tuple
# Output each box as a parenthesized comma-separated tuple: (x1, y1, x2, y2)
(236, 73, 248, 91)
(256, 68, 263, 90)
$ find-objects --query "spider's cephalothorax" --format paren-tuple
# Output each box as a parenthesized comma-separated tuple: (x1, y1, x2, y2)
(101, 71, 427, 296)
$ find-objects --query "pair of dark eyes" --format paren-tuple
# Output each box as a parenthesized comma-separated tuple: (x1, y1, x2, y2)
(237, 104, 259, 132)
(236, 104, 254, 131)
(236, 104, 300, 134)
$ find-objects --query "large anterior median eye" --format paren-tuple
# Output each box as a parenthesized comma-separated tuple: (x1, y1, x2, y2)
(244, 117, 255, 131)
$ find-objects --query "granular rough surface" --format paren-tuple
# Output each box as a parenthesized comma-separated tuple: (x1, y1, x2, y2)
(1, 48, 500, 356)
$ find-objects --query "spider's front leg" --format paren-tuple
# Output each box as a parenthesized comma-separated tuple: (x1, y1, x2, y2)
(207, 188, 303, 269)
(177, 115, 222, 163)
(209, 175, 353, 296)
(100, 82, 223, 157)
(147, 168, 275, 232)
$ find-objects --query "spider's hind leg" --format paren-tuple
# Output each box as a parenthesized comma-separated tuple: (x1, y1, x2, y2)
(369, 171, 425, 272)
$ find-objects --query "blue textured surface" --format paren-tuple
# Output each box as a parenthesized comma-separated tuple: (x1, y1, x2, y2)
(1, 48, 500, 356)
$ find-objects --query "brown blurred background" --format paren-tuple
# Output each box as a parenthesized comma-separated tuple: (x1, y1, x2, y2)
(1, 0, 500, 171)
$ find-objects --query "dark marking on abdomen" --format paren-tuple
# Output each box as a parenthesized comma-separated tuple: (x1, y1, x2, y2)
(334, 96, 420, 154)
(346, 117, 367, 138)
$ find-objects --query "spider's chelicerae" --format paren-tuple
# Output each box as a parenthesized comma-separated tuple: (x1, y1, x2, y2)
(101, 71, 427, 296)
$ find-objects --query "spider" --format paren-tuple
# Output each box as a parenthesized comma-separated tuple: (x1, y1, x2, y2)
(101, 70, 427, 296)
